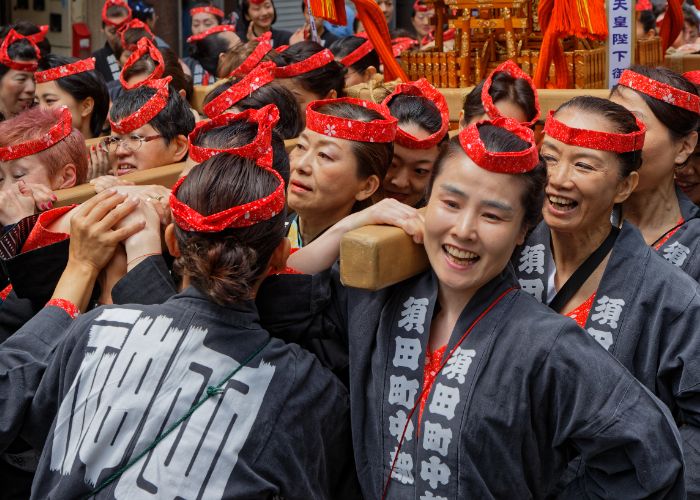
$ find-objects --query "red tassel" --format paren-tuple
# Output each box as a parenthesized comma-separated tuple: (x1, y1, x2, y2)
(659, 0, 683, 51)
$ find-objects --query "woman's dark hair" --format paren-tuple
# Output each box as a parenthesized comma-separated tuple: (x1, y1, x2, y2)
(193, 118, 290, 184)
(639, 10, 657, 33)
(120, 25, 155, 55)
(329, 36, 380, 74)
(203, 80, 302, 139)
(555, 96, 643, 177)
(240, 0, 277, 27)
(315, 101, 393, 210)
(189, 32, 236, 76)
(110, 83, 195, 140)
(4, 21, 51, 57)
(611, 65, 700, 141)
(386, 94, 448, 147)
(173, 153, 286, 304)
(278, 41, 346, 99)
(192, 0, 224, 22)
(103, 4, 131, 26)
(122, 47, 194, 102)
(37, 54, 110, 138)
(684, 4, 700, 29)
(430, 124, 546, 230)
(0, 24, 44, 81)
(462, 71, 538, 124)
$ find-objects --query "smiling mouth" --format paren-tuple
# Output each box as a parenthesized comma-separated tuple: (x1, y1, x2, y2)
(117, 164, 136, 176)
(548, 195, 578, 212)
(443, 244, 479, 265)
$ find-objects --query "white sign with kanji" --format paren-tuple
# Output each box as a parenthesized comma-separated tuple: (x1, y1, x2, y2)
(608, 0, 633, 87)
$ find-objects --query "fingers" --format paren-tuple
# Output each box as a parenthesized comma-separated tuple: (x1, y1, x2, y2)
(110, 219, 147, 242)
(74, 189, 125, 222)
(95, 196, 141, 231)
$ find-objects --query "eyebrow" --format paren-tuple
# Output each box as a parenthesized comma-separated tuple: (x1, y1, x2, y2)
(440, 183, 513, 212)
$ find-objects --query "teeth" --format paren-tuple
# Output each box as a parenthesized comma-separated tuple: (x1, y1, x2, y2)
(444, 245, 478, 260)
(548, 195, 575, 206)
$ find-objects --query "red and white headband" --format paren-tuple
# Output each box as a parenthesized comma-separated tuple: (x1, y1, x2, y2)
(109, 76, 172, 134)
(172, 105, 285, 232)
(0, 29, 41, 72)
(619, 69, 700, 114)
(459, 117, 539, 174)
(118, 19, 154, 52)
(25, 25, 48, 45)
(204, 62, 276, 118)
(382, 78, 448, 149)
(189, 104, 279, 166)
(119, 38, 164, 90)
(685, 71, 700, 86)
(544, 110, 646, 153)
(413, 0, 430, 12)
(230, 32, 272, 78)
(35, 57, 96, 84)
(186, 24, 237, 43)
(190, 6, 225, 18)
(0, 107, 73, 161)
(391, 37, 418, 57)
(102, 0, 132, 27)
(482, 59, 540, 126)
(274, 49, 334, 78)
(306, 97, 397, 143)
(340, 39, 374, 67)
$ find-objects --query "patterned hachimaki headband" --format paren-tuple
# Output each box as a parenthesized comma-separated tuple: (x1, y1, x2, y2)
(204, 62, 276, 118)
(35, 57, 96, 84)
(544, 110, 646, 153)
(230, 32, 273, 78)
(0, 29, 41, 72)
(190, 6, 225, 17)
(186, 24, 237, 43)
(340, 39, 374, 67)
(0, 107, 72, 161)
(458, 117, 539, 173)
(481, 59, 540, 126)
(274, 49, 334, 78)
(382, 78, 449, 149)
(119, 38, 164, 90)
(306, 97, 397, 143)
(118, 19, 154, 52)
(618, 69, 700, 114)
(102, 0, 132, 27)
(109, 76, 172, 134)
(684, 70, 700, 86)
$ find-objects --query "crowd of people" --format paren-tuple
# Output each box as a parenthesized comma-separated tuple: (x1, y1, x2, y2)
(1, 0, 700, 497)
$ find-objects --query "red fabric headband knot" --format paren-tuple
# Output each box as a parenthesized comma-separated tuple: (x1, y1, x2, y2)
(35, 57, 96, 84)
(109, 76, 172, 134)
(274, 49, 334, 78)
(25, 25, 49, 45)
(190, 6, 225, 17)
(119, 38, 164, 90)
(459, 117, 539, 174)
(544, 110, 646, 153)
(172, 104, 285, 232)
(189, 104, 279, 166)
(382, 78, 448, 149)
(204, 62, 276, 118)
(118, 19, 154, 52)
(306, 97, 398, 143)
(186, 24, 237, 43)
(229, 32, 273, 78)
(0, 29, 41, 72)
(482, 59, 540, 126)
(0, 107, 73, 161)
(619, 69, 700, 114)
(102, 0, 132, 27)
(340, 39, 374, 67)
(685, 71, 700, 86)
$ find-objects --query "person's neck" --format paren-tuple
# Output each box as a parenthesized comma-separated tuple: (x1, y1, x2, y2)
(252, 25, 271, 37)
(431, 283, 476, 349)
(298, 208, 349, 246)
(550, 219, 611, 286)
(0, 101, 11, 119)
(623, 177, 681, 244)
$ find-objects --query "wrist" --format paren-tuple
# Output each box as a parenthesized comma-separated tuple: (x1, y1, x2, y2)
(124, 234, 161, 258)
(126, 251, 161, 272)
(64, 258, 101, 281)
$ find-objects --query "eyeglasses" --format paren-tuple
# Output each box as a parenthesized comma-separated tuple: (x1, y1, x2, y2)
(414, 11, 434, 21)
(103, 134, 163, 153)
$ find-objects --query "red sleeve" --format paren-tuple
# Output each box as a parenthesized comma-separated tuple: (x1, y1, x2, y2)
(20, 206, 75, 254)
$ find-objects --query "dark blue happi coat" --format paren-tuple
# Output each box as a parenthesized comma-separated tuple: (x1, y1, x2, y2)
(514, 219, 700, 495)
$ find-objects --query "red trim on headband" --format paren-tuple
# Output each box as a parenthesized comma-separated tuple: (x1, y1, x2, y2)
(382, 78, 448, 149)
(190, 6, 225, 18)
(204, 62, 275, 118)
(619, 69, 700, 114)
(458, 117, 539, 174)
(0, 107, 73, 161)
(109, 76, 172, 134)
(340, 39, 374, 67)
(189, 104, 279, 166)
(230, 32, 272, 77)
(0, 29, 40, 72)
(119, 38, 164, 90)
(306, 97, 398, 143)
(102, 0, 132, 27)
(26, 25, 48, 45)
(685, 71, 700, 86)
(118, 19, 154, 52)
(391, 37, 418, 57)
(35, 57, 96, 84)
(186, 24, 237, 43)
(274, 49, 334, 78)
(543, 110, 646, 153)
(482, 59, 540, 126)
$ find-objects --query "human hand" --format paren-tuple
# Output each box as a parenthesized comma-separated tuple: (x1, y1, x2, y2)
(90, 175, 135, 193)
(0, 182, 41, 226)
(87, 142, 112, 180)
(346, 198, 425, 243)
(290, 27, 306, 45)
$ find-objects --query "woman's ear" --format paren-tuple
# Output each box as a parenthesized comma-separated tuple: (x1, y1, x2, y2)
(54, 163, 78, 189)
(675, 131, 699, 167)
(164, 223, 180, 257)
(458, 110, 466, 131)
(355, 174, 381, 202)
(363, 66, 377, 82)
(170, 135, 190, 163)
(80, 96, 95, 119)
(613, 171, 640, 204)
(325, 88, 338, 99)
